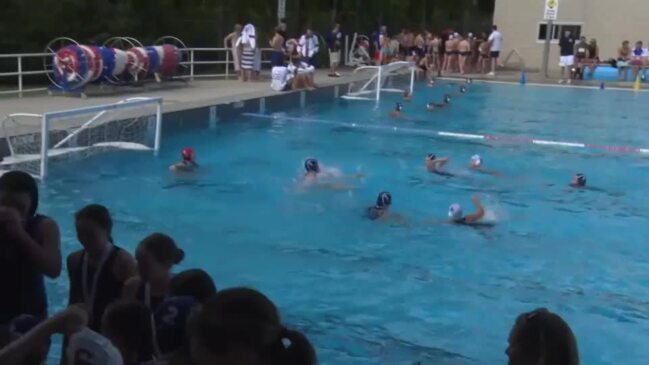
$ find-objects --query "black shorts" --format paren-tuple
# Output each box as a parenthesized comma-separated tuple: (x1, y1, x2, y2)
(490, 51, 500, 58)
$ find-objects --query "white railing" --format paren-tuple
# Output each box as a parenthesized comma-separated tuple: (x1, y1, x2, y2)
(0, 47, 277, 96)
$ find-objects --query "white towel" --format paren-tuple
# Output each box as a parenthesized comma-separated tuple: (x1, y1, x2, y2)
(298, 34, 319, 58)
(237, 24, 257, 49)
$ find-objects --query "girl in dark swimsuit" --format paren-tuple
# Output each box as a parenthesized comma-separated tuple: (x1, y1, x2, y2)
(67, 204, 136, 330)
(123, 233, 184, 311)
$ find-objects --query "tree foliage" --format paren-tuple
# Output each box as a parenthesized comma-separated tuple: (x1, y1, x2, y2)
(0, 0, 494, 52)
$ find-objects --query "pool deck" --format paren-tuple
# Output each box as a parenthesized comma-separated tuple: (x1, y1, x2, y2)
(0, 68, 643, 119)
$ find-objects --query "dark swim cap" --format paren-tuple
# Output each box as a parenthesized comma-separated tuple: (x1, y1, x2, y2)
(575, 173, 586, 186)
(304, 158, 320, 173)
(426, 153, 436, 160)
(376, 191, 392, 208)
(460, 86, 466, 93)
(444, 95, 451, 103)
(0, 170, 38, 217)
(395, 103, 403, 111)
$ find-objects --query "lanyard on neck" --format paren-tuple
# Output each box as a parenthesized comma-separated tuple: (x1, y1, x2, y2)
(82, 244, 114, 318)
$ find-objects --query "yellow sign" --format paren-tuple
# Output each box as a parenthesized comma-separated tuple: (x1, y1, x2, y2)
(544, 0, 559, 20)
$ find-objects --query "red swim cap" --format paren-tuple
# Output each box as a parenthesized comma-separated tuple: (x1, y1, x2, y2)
(181, 147, 194, 160)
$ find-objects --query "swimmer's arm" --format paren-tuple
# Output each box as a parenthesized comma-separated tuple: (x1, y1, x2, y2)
(434, 158, 449, 167)
(0, 305, 87, 364)
(464, 195, 485, 223)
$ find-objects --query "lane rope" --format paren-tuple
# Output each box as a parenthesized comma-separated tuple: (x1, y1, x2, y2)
(241, 112, 649, 154)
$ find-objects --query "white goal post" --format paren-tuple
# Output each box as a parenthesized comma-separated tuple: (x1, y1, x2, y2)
(1, 97, 163, 179)
(342, 61, 415, 102)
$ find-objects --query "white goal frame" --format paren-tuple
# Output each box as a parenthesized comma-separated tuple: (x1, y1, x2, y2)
(342, 61, 415, 102)
(1, 97, 162, 179)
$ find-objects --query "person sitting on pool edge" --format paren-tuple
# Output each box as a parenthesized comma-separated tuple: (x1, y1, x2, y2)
(426, 95, 451, 111)
(170, 147, 198, 172)
(448, 195, 485, 225)
(390, 103, 403, 117)
(425, 154, 453, 176)
(570, 173, 586, 188)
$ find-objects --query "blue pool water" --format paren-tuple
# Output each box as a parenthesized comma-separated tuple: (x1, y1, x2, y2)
(42, 80, 649, 365)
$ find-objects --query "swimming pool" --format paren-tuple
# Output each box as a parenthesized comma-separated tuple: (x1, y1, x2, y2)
(42, 80, 649, 365)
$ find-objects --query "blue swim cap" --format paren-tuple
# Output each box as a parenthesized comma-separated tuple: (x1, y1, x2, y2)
(448, 203, 463, 220)
(426, 153, 436, 160)
(304, 158, 320, 173)
(460, 86, 466, 93)
(376, 191, 392, 208)
(395, 102, 403, 111)
(575, 173, 587, 186)
(154, 296, 198, 354)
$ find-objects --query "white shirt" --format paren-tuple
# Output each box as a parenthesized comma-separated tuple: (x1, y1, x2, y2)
(271, 66, 293, 91)
(488, 30, 503, 52)
(298, 34, 319, 58)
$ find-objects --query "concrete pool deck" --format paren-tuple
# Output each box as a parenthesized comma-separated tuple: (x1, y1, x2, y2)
(0, 68, 644, 119)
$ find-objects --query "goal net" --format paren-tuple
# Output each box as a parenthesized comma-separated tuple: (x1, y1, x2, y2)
(0, 97, 162, 179)
(343, 61, 415, 101)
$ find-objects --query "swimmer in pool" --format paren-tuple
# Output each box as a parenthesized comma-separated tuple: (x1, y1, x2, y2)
(390, 103, 403, 118)
(301, 158, 359, 189)
(425, 153, 454, 176)
(448, 195, 485, 225)
(570, 173, 586, 188)
(426, 95, 451, 111)
(465, 77, 473, 84)
(469, 154, 500, 176)
(403, 91, 412, 101)
(366, 191, 392, 220)
(427, 79, 436, 87)
(303, 158, 320, 182)
(169, 147, 198, 172)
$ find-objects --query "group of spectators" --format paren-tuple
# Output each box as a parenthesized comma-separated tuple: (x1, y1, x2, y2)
(0, 170, 316, 365)
(0, 166, 583, 365)
(368, 25, 504, 77)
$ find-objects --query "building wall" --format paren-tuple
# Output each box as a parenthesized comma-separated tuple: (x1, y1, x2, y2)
(493, 0, 649, 71)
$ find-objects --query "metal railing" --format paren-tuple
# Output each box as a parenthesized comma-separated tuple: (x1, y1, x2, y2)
(0, 47, 276, 97)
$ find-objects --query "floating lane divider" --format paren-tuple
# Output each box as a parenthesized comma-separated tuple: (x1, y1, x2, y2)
(241, 113, 649, 154)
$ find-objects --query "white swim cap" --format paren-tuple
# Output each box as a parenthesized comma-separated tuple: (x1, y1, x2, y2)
(66, 328, 123, 365)
(471, 154, 482, 167)
(448, 204, 463, 220)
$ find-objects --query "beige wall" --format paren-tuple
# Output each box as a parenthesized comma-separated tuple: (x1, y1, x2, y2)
(493, 0, 649, 70)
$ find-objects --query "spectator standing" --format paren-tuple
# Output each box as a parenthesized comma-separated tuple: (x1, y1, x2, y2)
(0, 171, 61, 339)
(223, 24, 242, 79)
(458, 35, 471, 75)
(67, 204, 137, 331)
(298, 27, 320, 67)
(574, 36, 589, 79)
(558, 30, 575, 84)
(487, 25, 503, 76)
(327, 23, 343, 77)
(269, 26, 286, 67)
(237, 23, 257, 82)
